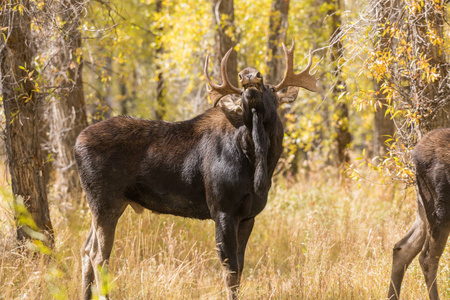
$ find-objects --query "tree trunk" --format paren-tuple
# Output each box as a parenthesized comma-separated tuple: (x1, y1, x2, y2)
(334, 102, 351, 166)
(373, 0, 396, 157)
(266, 0, 296, 175)
(0, 2, 54, 246)
(154, 0, 166, 120)
(47, 0, 89, 210)
(103, 55, 113, 119)
(373, 83, 395, 157)
(212, 0, 238, 87)
(155, 0, 167, 120)
(119, 73, 129, 115)
(92, 54, 112, 122)
(266, 0, 289, 85)
(329, 0, 351, 167)
(418, 0, 449, 130)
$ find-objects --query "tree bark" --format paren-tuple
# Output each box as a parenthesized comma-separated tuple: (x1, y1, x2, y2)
(47, 0, 89, 209)
(212, 0, 238, 87)
(266, 0, 289, 85)
(154, 0, 166, 120)
(373, 82, 395, 157)
(120, 66, 137, 115)
(0, 1, 54, 246)
(92, 54, 112, 122)
(119, 72, 129, 115)
(266, 0, 297, 175)
(373, 0, 395, 157)
(417, 0, 449, 130)
(329, 0, 352, 167)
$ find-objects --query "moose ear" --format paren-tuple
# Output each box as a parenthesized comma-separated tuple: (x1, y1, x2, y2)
(217, 95, 242, 114)
(277, 86, 300, 104)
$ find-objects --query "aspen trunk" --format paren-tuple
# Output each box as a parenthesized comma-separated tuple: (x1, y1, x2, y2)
(0, 2, 54, 246)
(212, 0, 238, 87)
(47, 0, 88, 210)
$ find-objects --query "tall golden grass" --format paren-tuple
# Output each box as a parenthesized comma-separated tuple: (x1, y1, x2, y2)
(1, 167, 449, 299)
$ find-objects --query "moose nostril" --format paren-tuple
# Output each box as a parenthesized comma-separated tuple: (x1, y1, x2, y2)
(256, 72, 261, 78)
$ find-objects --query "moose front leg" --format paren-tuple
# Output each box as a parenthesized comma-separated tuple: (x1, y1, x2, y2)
(237, 218, 255, 283)
(215, 212, 240, 300)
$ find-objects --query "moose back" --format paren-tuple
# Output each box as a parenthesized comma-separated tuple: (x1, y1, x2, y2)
(76, 41, 317, 300)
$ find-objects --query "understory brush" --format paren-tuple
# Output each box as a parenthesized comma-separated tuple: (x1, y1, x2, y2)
(1, 166, 447, 299)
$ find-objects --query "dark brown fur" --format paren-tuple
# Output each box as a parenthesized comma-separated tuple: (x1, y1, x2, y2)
(76, 80, 284, 299)
(388, 128, 450, 300)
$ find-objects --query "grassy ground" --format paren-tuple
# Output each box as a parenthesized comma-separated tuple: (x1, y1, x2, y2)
(0, 167, 448, 299)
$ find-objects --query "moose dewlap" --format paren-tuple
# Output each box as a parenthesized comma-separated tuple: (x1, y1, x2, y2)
(76, 41, 317, 300)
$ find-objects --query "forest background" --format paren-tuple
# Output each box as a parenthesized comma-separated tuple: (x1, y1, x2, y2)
(0, 0, 449, 299)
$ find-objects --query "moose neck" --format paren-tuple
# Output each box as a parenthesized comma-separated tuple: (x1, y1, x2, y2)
(240, 86, 283, 198)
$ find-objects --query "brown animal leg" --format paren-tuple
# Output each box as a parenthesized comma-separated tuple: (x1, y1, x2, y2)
(81, 225, 95, 300)
(237, 218, 254, 283)
(90, 215, 120, 299)
(215, 212, 239, 300)
(388, 200, 426, 300)
(82, 198, 125, 300)
(418, 226, 449, 300)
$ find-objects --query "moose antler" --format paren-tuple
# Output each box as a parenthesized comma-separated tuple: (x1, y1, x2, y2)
(274, 40, 318, 93)
(204, 48, 241, 106)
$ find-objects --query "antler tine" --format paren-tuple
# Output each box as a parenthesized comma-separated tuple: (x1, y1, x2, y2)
(204, 48, 241, 107)
(221, 48, 241, 93)
(274, 39, 319, 93)
(204, 54, 219, 90)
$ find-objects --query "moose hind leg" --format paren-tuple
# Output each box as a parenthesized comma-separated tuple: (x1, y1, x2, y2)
(82, 224, 95, 300)
(215, 212, 240, 300)
(418, 224, 450, 300)
(418, 177, 450, 300)
(388, 207, 426, 300)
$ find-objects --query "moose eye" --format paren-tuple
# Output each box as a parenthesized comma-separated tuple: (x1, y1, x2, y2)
(271, 87, 276, 93)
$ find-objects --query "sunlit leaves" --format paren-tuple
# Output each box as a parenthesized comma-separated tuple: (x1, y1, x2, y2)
(345, 0, 449, 184)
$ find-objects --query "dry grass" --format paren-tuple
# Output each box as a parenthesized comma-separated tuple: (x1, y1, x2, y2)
(1, 167, 450, 299)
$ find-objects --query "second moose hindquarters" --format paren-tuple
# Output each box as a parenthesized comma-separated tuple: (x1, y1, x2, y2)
(388, 128, 450, 300)
(76, 41, 318, 300)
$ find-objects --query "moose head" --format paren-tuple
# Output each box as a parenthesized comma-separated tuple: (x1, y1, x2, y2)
(77, 40, 317, 300)
(205, 40, 318, 110)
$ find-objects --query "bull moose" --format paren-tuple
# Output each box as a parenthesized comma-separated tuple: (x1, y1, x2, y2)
(76, 41, 318, 299)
